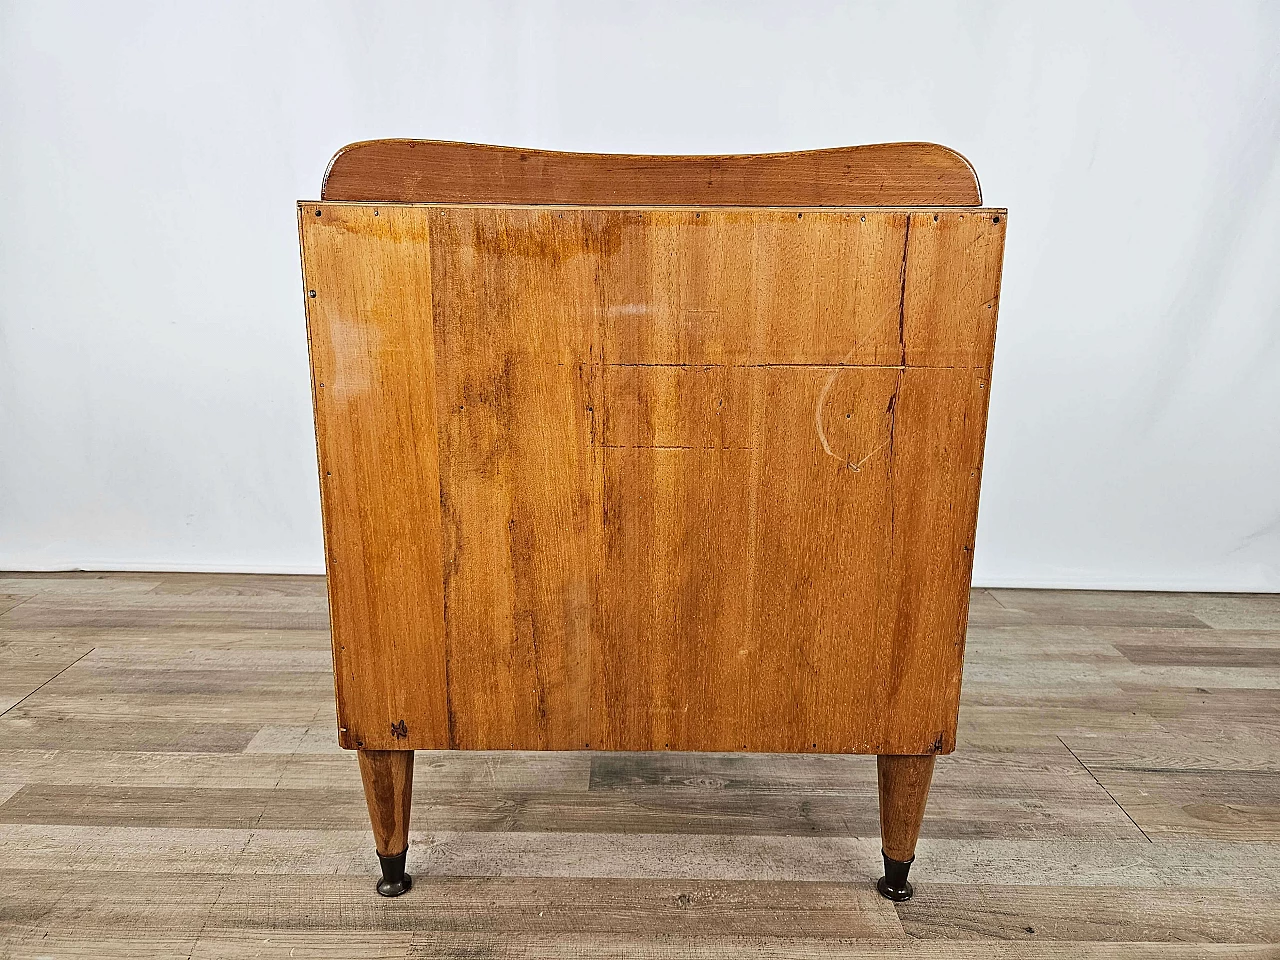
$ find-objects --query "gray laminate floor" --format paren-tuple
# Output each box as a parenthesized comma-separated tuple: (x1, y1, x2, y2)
(0, 573, 1277, 957)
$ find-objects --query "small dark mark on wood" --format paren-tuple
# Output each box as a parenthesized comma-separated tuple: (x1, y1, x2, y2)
(443, 651, 458, 748)
(885, 368, 902, 542)
(528, 613, 549, 728)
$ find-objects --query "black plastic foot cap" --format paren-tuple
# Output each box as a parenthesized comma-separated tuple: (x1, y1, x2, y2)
(376, 848, 412, 897)
(877, 851, 915, 901)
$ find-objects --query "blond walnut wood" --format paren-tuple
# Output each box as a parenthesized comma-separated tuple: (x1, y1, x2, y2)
(357, 749, 413, 856)
(878, 754, 937, 862)
(322, 139, 981, 206)
(300, 206, 449, 751)
(299, 203, 1006, 756)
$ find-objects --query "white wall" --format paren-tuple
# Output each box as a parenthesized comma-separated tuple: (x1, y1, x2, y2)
(1, 1, 1278, 589)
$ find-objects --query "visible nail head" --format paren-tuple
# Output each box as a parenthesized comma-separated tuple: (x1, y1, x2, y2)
(308, 290, 316, 298)
(315, 209, 322, 217)
(993, 215, 1001, 223)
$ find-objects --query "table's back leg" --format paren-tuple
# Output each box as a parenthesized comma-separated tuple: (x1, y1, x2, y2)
(876, 754, 937, 901)
(357, 749, 415, 897)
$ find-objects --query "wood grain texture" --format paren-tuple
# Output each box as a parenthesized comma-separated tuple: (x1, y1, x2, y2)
(296, 204, 998, 757)
(2, 575, 1280, 953)
(357, 749, 413, 855)
(322, 139, 982, 206)
(897, 885, 1280, 943)
(299, 204, 1006, 755)
(879, 754, 938, 861)
(298, 207, 449, 751)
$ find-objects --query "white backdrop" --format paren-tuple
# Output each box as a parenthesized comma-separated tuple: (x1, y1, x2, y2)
(2, 1, 1278, 589)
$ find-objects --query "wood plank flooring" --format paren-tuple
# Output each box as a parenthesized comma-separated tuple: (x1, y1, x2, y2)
(0, 572, 1277, 957)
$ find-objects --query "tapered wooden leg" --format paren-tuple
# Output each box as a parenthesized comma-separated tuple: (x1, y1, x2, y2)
(876, 754, 936, 901)
(357, 749, 414, 897)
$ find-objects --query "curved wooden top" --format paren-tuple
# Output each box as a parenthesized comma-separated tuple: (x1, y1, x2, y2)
(321, 139, 982, 207)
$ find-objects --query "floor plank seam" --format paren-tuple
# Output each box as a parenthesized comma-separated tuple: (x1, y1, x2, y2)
(0, 594, 36, 618)
(985, 590, 1011, 611)
(180, 723, 300, 958)
(0, 645, 95, 720)
(187, 818, 259, 958)
(1058, 735, 1154, 843)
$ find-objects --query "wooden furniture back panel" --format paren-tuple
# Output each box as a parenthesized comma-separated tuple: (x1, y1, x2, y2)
(300, 204, 1006, 755)
(300, 209, 450, 750)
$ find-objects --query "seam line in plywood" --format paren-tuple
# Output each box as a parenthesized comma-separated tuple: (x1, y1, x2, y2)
(302, 201, 1008, 214)
(593, 363, 979, 370)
